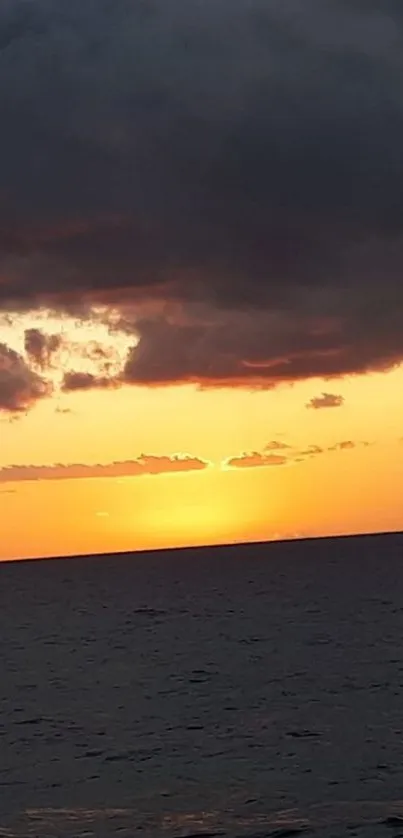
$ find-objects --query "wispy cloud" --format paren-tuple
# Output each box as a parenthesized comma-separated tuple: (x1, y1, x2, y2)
(54, 406, 73, 415)
(328, 440, 356, 451)
(306, 392, 345, 410)
(224, 436, 371, 470)
(299, 444, 324, 457)
(264, 440, 292, 451)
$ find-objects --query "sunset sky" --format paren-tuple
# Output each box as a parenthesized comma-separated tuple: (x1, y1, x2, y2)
(1, 0, 403, 561)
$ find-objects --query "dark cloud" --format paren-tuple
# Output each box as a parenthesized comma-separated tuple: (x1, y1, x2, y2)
(0, 342, 51, 412)
(119, 307, 398, 387)
(61, 371, 118, 392)
(1, 1, 403, 385)
(306, 392, 345, 409)
(24, 327, 61, 368)
(0, 454, 209, 483)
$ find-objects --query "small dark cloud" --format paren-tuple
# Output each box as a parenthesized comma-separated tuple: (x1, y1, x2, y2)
(0, 342, 52, 413)
(299, 444, 324, 457)
(264, 440, 292, 451)
(24, 327, 61, 369)
(81, 340, 117, 361)
(69, 339, 123, 375)
(224, 451, 288, 469)
(328, 439, 356, 451)
(306, 392, 345, 410)
(61, 371, 119, 392)
(55, 405, 73, 414)
(0, 454, 210, 483)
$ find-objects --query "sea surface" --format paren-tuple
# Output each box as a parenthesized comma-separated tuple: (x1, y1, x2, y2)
(1, 532, 403, 837)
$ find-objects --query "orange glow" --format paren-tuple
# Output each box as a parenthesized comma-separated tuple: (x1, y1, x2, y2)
(1, 311, 403, 561)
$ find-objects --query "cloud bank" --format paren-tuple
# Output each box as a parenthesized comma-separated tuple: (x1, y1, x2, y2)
(0, 440, 372, 481)
(0, 454, 210, 483)
(1, 1, 403, 388)
(225, 437, 369, 469)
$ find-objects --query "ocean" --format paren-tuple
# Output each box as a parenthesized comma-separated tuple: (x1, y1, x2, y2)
(1, 532, 403, 837)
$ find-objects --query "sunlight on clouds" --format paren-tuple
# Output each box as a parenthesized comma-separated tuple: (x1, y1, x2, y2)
(1, 309, 403, 559)
(1, 1, 403, 561)
(0, 308, 135, 386)
(1, 439, 403, 560)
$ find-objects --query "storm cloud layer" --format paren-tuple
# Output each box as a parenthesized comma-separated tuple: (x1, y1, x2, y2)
(1, 0, 403, 388)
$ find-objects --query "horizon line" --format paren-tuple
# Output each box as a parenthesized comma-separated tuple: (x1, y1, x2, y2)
(2, 527, 403, 566)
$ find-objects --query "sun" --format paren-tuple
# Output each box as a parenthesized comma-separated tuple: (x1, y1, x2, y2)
(116, 469, 246, 550)
(154, 496, 233, 547)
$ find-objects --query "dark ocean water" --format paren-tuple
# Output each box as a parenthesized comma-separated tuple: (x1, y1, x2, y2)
(2, 532, 403, 837)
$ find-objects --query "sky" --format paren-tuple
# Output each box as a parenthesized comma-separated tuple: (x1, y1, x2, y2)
(1, 0, 403, 560)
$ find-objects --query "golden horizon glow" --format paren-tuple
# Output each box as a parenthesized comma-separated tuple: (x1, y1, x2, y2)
(1, 311, 403, 561)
